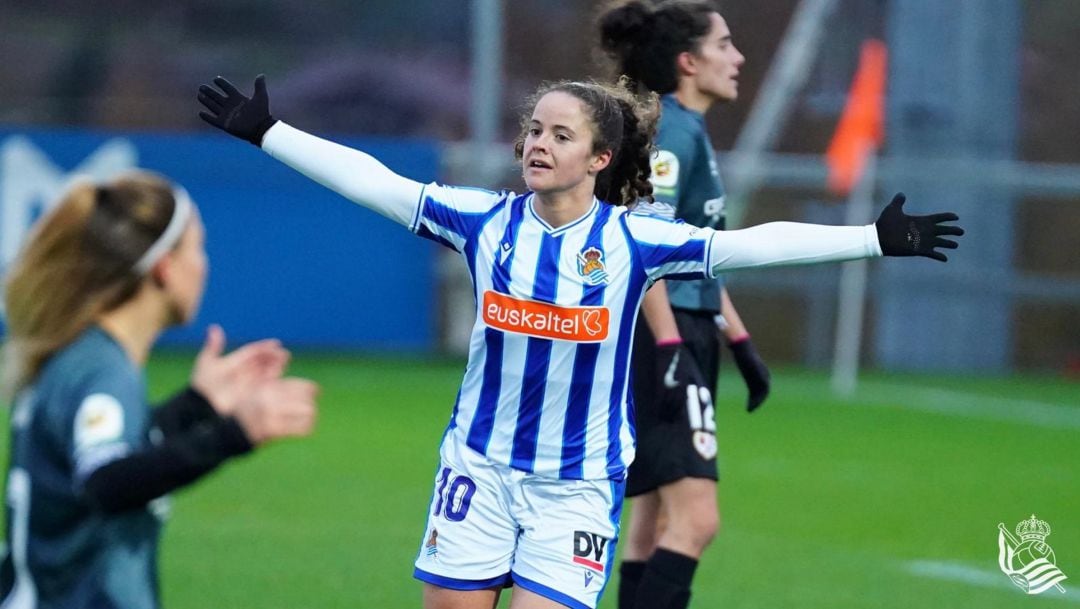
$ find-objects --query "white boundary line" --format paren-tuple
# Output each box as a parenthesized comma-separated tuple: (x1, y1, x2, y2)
(851, 382, 1080, 430)
(905, 560, 1075, 602)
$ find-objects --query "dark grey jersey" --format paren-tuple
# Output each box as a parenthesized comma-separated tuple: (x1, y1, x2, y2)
(1, 326, 163, 609)
(646, 94, 726, 312)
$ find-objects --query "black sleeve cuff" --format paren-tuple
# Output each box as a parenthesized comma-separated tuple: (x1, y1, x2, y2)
(152, 386, 217, 436)
(217, 417, 255, 456)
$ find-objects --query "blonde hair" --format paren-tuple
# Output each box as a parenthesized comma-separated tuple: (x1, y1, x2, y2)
(3, 172, 179, 394)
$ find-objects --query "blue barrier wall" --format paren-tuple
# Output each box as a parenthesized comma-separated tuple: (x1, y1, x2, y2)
(0, 128, 440, 350)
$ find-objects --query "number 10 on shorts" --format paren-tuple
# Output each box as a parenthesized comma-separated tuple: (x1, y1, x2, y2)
(433, 467, 477, 522)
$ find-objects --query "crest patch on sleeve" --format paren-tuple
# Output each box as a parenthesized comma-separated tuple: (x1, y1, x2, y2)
(650, 150, 680, 190)
(74, 393, 126, 451)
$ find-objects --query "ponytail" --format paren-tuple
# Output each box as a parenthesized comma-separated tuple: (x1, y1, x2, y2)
(598, 0, 720, 94)
(3, 173, 179, 394)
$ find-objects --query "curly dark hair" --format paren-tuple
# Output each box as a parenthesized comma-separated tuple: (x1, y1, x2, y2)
(514, 79, 659, 206)
(597, 0, 720, 94)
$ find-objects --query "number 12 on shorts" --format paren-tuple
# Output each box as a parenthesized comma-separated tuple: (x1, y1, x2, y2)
(432, 467, 477, 522)
(686, 386, 718, 460)
(685, 385, 716, 432)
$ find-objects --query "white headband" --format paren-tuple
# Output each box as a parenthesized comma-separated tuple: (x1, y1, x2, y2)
(133, 187, 193, 275)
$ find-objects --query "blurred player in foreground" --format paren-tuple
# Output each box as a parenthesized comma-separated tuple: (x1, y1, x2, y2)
(0, 172, 319, 609)
(198, 74, 961, 609)
(598, 2, 770, 607)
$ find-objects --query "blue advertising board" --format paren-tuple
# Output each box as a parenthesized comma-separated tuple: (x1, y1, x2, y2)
(0, 127, 440, 350)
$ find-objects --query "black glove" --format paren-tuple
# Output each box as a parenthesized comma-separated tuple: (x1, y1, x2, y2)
(655, 342, 707, 422)
(874, 192, 964, 262)
(198, 75, 278, 147)
(728, 338, 770, 413)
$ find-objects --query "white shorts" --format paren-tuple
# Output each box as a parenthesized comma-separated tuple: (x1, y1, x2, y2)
(413, 438, 625, 609)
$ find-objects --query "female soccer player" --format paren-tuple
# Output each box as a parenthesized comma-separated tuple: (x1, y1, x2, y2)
(0, 172, 319, 609)
(197, 74, 961, 609)
(597, 2, 770, 607)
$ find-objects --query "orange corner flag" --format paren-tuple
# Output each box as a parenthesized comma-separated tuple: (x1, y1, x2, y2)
(826, 39, 887, 196)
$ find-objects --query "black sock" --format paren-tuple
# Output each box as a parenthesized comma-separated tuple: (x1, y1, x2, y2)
(618, 561, 646, 609)
(633, 549, 698, 609)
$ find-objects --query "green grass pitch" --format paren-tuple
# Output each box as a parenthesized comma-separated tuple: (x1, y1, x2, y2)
(4, 354, 1078, 608)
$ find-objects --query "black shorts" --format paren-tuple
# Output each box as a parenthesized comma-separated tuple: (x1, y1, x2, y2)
(626, 307, 721, 498)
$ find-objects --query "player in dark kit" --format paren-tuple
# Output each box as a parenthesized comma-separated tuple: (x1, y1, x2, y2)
(0, 173, 318, 609)
(598, 2, 880, 608)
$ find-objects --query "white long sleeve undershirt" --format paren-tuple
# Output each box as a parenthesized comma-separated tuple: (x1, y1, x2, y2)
(261, 121, 883, 274)
(706, 222, 881, 276)
(262, 121, 424, 227)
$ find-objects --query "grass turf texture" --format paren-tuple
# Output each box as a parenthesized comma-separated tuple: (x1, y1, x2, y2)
(3, 354, 1077, 608)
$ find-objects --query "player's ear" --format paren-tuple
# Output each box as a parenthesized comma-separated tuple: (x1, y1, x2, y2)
(588, 149, 613, 176)
(148, 256, 170, 289)
(676, 50, 698, 77)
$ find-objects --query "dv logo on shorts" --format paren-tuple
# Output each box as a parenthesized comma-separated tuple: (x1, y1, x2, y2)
(572, 531, 610, 573)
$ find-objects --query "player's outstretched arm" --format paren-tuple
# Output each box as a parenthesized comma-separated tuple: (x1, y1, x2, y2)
(704, 193, 964, 274)
(197, 75, 424, 227)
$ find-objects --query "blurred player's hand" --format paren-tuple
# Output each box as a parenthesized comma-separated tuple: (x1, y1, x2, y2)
(198, 74, 277, 146)
(874, 192, 965, 261)
(191, 324, 290, 416)
(656, 342, 707, 421)
(727, 337, 770, 412)
(232, 377, 320, 445)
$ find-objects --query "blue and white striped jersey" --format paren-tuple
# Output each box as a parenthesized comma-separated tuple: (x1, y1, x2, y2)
(411, 185, 721, 480)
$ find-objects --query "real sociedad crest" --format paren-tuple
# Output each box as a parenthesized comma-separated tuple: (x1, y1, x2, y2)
(997, 514, 1068, 595)
(576, 246, 609, 285)
(425, 528, 439, 559)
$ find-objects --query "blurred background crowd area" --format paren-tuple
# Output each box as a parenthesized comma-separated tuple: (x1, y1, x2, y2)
(3, 0, 1078, 159)
(1, 0, 1078, 373)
